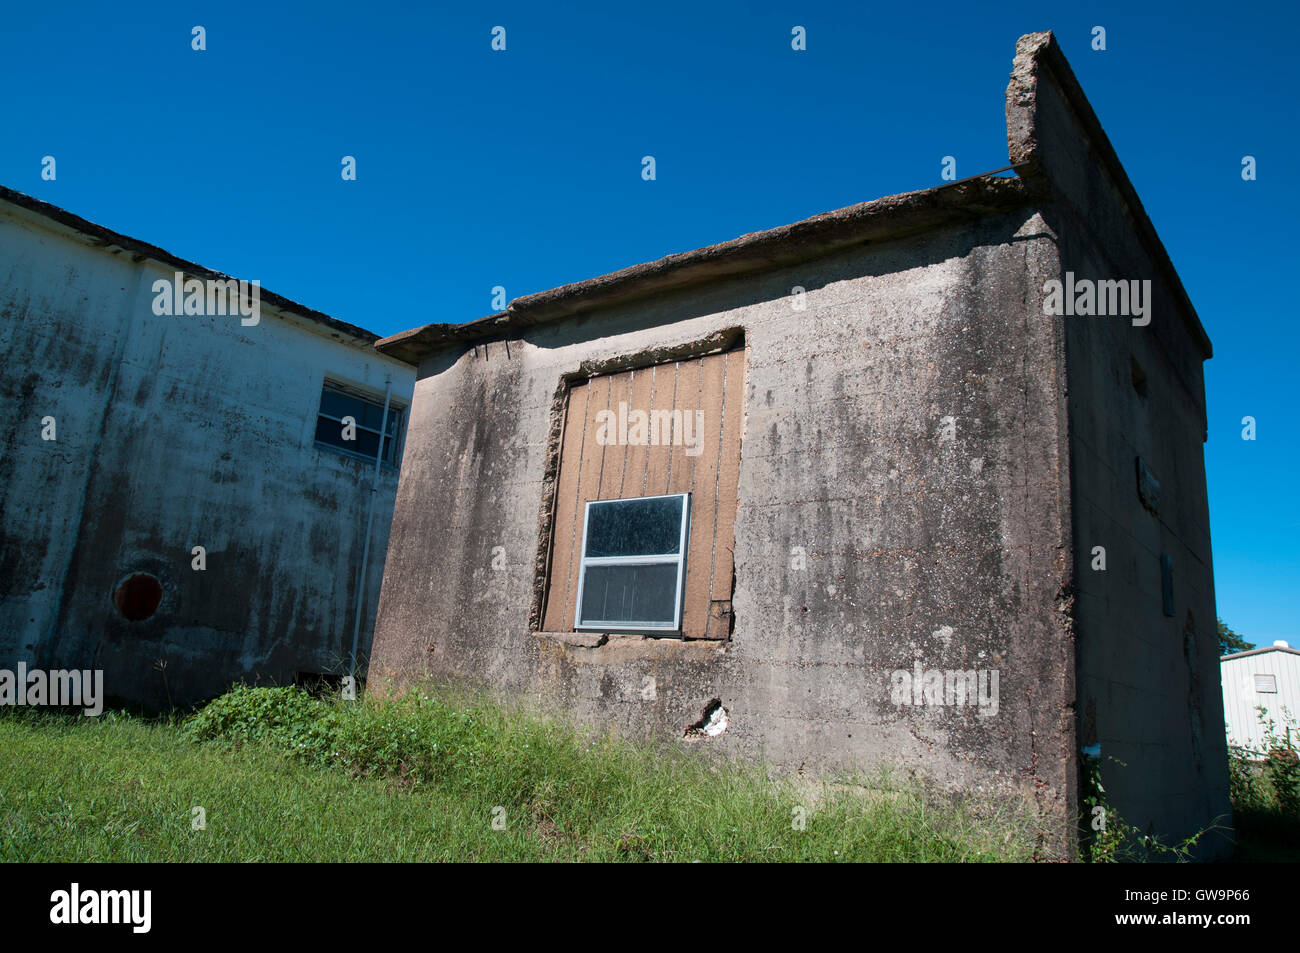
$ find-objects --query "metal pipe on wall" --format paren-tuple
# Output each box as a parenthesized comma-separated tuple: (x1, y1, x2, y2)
(349, 373, 392, 683)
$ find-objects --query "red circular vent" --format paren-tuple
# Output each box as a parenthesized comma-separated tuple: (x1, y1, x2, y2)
(113, 573, 163, 621)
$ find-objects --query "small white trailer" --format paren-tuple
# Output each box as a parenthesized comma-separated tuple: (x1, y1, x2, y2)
(1221, 641, 1300, 756)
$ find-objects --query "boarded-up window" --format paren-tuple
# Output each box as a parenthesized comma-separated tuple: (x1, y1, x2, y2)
(541, 346, 744, 638)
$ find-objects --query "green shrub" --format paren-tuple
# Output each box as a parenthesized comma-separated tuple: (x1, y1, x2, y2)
(182, 685, 328, 748)
(1228, 707, 1300, 858)
(1266, 745, 1300, 816)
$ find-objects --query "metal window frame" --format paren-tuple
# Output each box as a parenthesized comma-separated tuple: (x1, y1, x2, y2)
(574, 492, 690, 632)
(315, 383, 404, 466)
(1255, 673, 1278, 694)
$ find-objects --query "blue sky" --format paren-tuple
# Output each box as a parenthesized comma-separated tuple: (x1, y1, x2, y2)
(2, 1, 1295, 648)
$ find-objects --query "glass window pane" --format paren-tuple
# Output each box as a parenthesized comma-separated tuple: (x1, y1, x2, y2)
(320, 386, 390, 433)
(315, 415, 346, 449)
(579, 563, 679, 626)
(352, 428, 381, 458)
(316, 416, 380, 457)
(584, 496, 683, 558)
(360, 400, 384, 432)
(319, 388, 356, 420)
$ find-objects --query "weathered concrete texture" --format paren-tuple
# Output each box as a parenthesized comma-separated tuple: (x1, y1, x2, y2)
(371, 210, 1079, 856)
(375, 176, 1035, 366)
(0, 196, 416, 708)
(1007, 36, 1232, 851)
(369, 31, 1228, 860)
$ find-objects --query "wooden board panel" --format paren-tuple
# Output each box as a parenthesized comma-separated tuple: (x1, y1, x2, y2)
(597, 370, 634, 500)
(563, 374, 613, 630)
(680, 353, 726, 638)
(540, 346, 746, 637)
(542, 380, 590, 632)
(618, 366, 655, 499)
(666, 357, 703, 496)
(642, 362, 677, 497)
(707, 348, 746, 638)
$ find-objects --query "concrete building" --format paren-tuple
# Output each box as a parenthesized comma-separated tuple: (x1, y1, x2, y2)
(0, 186, 416, 709)
(1222, 642, 1300, 755)
(367, 32, 1229, 859)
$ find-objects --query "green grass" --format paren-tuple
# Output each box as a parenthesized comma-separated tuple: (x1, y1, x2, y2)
(1, 686, 1039, 862)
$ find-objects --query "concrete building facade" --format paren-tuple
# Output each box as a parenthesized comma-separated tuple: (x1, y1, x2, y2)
(0, 187, 416, 709)
(367, 32, 1229, 859)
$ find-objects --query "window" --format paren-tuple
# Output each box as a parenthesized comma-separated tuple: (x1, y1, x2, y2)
(1160, 553, 1174, 617)
(575, 493, 690, 631)
(315, 381, 403, 465)
(1255, 674, 1278, 694)
(539, 343, 745, 639)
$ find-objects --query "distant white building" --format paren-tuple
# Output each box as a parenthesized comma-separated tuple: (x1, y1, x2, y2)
(1221, 641, 1300, 755)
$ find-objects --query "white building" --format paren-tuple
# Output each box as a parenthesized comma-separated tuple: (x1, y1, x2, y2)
(1221, 641, 1300, 755)
(0, 184, 416, 708)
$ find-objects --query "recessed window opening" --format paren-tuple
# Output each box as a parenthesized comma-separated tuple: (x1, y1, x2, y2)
(538, 343, 745, 639)
(575, 493, 690, 632)
(1131, 356, 1148, 398)
(315, 380, 403, 465)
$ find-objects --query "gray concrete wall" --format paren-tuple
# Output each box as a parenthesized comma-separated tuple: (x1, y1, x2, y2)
(1001, 30, 1230, 851)
(370, 31, 1231, 860)
(0, 200, 416, 708)
(1022, 71, 1232, 848)
(370, 208, 1080, 857)
(1057, 222, 1229, 853)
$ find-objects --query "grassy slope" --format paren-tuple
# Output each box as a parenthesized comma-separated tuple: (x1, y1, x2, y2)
(3, 714, 504, 862)
(0, 691, 1037, 863)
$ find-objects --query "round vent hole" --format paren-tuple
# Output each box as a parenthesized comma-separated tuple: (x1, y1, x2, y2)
(113, 573, 162, 621)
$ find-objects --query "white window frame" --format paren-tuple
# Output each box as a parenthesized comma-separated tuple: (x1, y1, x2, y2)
(1255, 673, 1278, 694)
(574, 492, 690, 632)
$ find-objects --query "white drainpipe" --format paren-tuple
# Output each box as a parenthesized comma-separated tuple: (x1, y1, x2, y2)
(349, 373, 393, 682)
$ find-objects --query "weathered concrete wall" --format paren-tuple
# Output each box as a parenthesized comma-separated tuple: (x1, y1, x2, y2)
(371, 208, 1080, 856)
(370, 32, 1227, 860)
(0, 200, 416, 708)
(1056, 218, 1229, 852)
(1006, 32, 1231, 852)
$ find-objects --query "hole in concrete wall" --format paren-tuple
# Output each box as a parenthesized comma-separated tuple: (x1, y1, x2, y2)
(1130, 356, 1148, 398)
(684, 698, 728, 739)
(112, 573, 163, 621)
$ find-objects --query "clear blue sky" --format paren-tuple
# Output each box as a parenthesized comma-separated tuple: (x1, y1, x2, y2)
(2, 1, 1295, 648)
